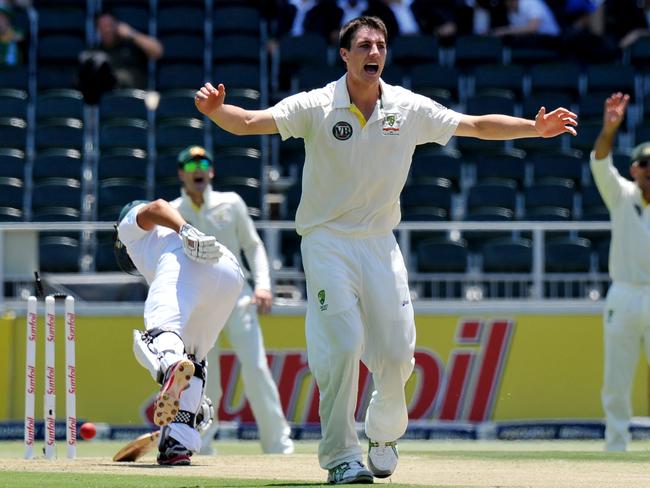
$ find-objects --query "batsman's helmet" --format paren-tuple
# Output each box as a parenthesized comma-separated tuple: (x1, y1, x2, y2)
(114, 200, 150, 275)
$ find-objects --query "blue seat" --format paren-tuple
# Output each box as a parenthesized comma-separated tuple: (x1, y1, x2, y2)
(33, 148, 83, 180)
(97, 148, 148, 180)
(454, 35, 503, 68)
(157, 5, 205, 35)
(531, 150, 584, 186)
(39, 235, 81, 272)
(0, 176, 23, 207)
(529, 62, 580, 101)
(36, 89, 84, 120)
(156, 117, 205, 153)
(472, 64, 525, 100)
(214, 178, 262, 218)
(524, 178, 575, 215)
(99, 89, 148, 120)
(390, 34, 438, 67)
(417, 238, 468, 273)
(0, 148, 25, 179)
(32, 206, 81, 222)
(467, 180, 517, 212)
(545, 237, 592, 272)
(213, 35, 261, 65)
(97, 178, 147, 218)
(0, 117, 27, 150)
(402, 179, 453, 213)
(0, 88, 28, 119)
(211, 147, 263, 180)
(31, 177, 82, 210)
(213, 6, 261, 35)
(156, 63, 205, 91)
(160, 34, 204, 63)
(410, 148, 462, 190)
(475, 150, 526, 188)
(482, 237, 532, 273)
(0, 206, 22, 221)
(409, 65, 459, 104)
(157, 89, 200, 119)
(100, 118, 148, 150)
(35, 118, 84, 150)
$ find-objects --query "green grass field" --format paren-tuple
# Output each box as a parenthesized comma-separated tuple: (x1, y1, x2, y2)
(1, 439, 650, 487)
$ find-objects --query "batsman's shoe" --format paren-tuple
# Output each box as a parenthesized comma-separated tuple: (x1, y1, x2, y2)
(154, 359, 194, 427)
(157, 435, 192, 466)
(327, 461, 374, 484)
(367, 440, 398, 478)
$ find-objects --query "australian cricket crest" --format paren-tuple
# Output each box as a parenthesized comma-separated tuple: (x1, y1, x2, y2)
(381, 113, 401, 136)
(318, 289, 328, 311)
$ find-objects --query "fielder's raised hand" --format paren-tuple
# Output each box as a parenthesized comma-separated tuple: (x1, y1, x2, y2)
(179, 223, 223, 263)
(195, 82, 226, 117)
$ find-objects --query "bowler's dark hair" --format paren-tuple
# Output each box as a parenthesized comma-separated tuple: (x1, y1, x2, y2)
(338, 16, 388, 51)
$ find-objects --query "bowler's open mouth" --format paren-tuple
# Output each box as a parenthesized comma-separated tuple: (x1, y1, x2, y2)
(194, 176, 205, 184)
(364, 63, 379, 74)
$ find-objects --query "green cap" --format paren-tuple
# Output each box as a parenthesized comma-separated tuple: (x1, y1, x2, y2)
(177, 145, 213, 167)
(118, 200, 149, 223)
(630, 142, 650, 164)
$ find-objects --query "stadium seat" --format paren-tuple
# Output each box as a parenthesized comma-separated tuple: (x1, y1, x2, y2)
(36, 65, 79, 91)
(416, 238, 468, 273)
(454, 35, 504, 68)
(0, 206, 23, 221)
(626, 36, 650, 72)
(156, 117, 205, 153)
(157, 89, 199, 119)
(213, 125, 261, 151)
(545, 237, 592, 273)
(466, 179, 517, 213)
(472, 64, 525, 100)
(410, 147, 462, 190)
(214, 178, 262, 218)
(39, 235, 81, 273)
(37, 34, 85, 65)
(31, 177, 82, 210)
(524, 178, 575, 215)
(529, 62, 580, 101)
(0, 147, 25, 179)
(570, 120, 603, 153)
(97, 148, 148, 180)
(475, 149, 527, 188)
(276, 34, 328, 93)
(408, 65, 459, 104)
(596, 238, 610, 272)
(33, 148, 83, 180)
(295, 65, 345, 92)
(35, 118, 84, 151)
(214, 64, 261, 92)
(530, 151, 584, 186)
(213, 35, 261, 65)
(402, 179, 453, 214)
(156, 63, 205, 91)
(36, 89, 84, 120)
(482, 237, 532, 273)
(0, 88, 28, 119)
(0, 65, 29, 90)
(211, 147, 263, 180)
(94, 236, 120, 272)
(213, 6, 261, 35)
(32, 206, 81, 222)
(0, 117, 27, 150)
(463, 206, 514, 249)
(522, 91, 574, 119)
(99, 118, 148, 150)
(97, 178, 147, 216)
(99, 89, 148, 120)
(157, 5, 205, 35)
(585, 64, 635, 98)
(160, 34, 204, 64)
(390, 34, 438, 67)
(37, 6, 86, 36)
(0, 176, 24, 207)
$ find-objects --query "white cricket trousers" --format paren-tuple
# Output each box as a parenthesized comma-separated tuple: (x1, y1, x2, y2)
(145, 250, 244, 451)
(202, 283, 292, 453)
(601, 282, 650, 451)
(301, 229, 416, 469)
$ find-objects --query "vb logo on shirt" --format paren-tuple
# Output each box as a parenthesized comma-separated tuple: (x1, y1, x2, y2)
(318, 289, 328, 311)
(332, 121, 353, 140)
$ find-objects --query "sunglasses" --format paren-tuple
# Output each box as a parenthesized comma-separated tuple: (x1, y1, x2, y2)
(637, 160, 650, 168)
(181, 159, 211, 172)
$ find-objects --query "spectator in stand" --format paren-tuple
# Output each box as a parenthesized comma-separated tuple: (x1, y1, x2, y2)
(607, 0, 650, 49)
(0, 5, 24, 67)
(269, 0, 343, 49)
(489, 0, 561, 51)
(78, 11, 163, 104)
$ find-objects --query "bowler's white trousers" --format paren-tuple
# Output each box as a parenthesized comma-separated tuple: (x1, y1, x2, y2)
(301, 229, 416, 469)
(602, 282, 650, 451)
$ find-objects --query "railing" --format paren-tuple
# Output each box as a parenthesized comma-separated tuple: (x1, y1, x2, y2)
(0, 220, 612, 313)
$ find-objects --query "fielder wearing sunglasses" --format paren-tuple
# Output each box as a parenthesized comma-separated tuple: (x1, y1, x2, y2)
(182, 159, 212, 172)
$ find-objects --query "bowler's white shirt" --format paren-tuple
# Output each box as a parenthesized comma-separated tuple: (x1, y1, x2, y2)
(270, 74, 461, 237)
(591, 152, 650, 284)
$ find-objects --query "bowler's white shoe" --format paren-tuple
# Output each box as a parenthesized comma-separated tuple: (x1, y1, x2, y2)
(327, 460, 374, 484)
(367, 440, 398, 478)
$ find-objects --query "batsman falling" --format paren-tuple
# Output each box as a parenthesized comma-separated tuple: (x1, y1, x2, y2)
(114, 198, 244, 465)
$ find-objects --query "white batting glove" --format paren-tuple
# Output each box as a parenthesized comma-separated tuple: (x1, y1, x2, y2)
(179, 223, 223, 263)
